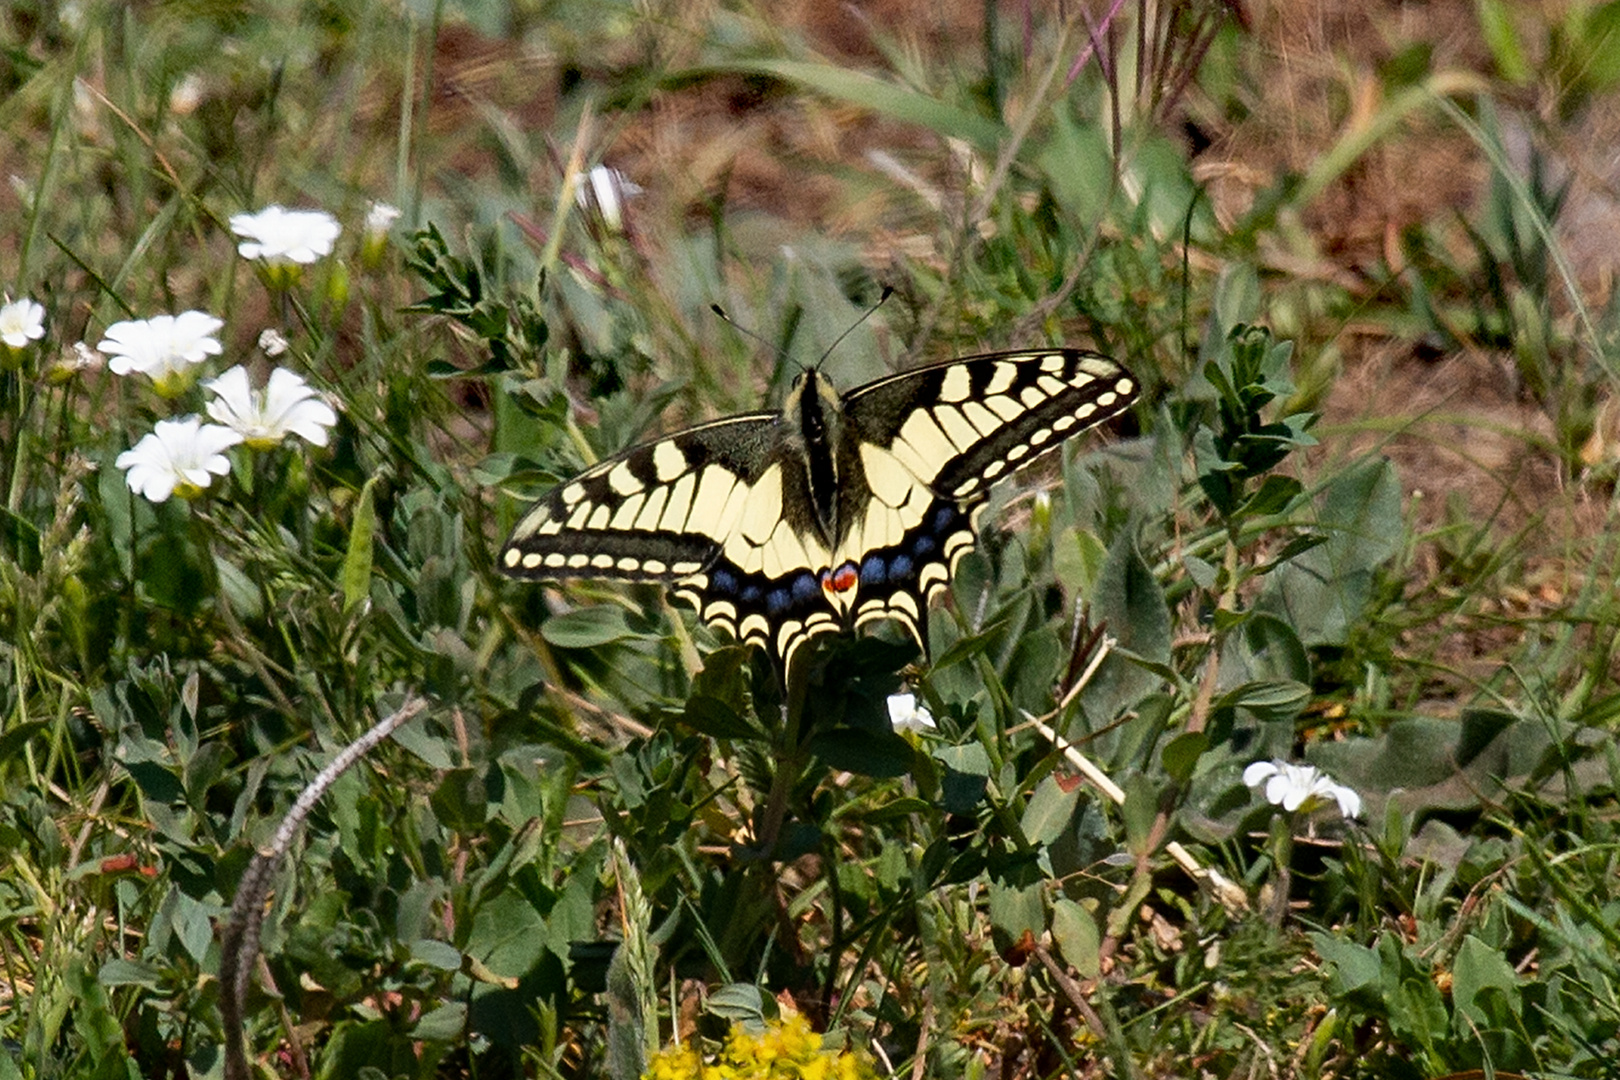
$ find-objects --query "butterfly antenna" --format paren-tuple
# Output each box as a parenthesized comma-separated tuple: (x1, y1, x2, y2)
(816, 285, 893, 368)
(709, 303, 802, 372)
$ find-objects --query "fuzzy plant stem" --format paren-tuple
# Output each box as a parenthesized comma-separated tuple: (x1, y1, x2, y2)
(220, 694, 426, 1080)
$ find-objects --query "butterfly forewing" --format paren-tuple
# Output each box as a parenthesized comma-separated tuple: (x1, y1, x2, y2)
(499, 413, 780, 583)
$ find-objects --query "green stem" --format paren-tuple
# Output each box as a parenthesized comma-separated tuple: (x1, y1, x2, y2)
(756, 659, 810, 854)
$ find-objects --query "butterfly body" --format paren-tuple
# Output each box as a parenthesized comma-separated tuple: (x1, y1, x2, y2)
(500, 349, 1138, 675)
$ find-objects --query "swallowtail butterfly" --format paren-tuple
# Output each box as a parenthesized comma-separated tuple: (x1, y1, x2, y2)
(499, 349, 1138, 676)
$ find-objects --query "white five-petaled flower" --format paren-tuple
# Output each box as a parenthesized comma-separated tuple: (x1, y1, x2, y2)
(116, 416, 244, 502)
(205, 365, 338, 449)
(230, 205, 342, 265)
(99, 311, 224, 397)
(1244, 760, 1362, 819)
(887, 692, 936, 734)
(0, 297, 46, 349)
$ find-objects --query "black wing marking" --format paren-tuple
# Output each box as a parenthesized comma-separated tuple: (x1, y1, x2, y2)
(828, 349, 1138, 650)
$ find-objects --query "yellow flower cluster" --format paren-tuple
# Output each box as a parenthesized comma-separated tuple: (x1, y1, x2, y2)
(643, 1014, 876, 1080)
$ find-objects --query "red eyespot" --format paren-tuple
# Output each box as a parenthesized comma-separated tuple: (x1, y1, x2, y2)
(821, 562, 859, 595)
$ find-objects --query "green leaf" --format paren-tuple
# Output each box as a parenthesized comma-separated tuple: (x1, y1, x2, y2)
(343, 477, 378, 610)
(1105, 872, 1154, 939)
(1120, 774, 1160, 857)
(98, 958, 164, 989)
(1215, 680, 1311, 725)
(1037, 113, 1119, 230)
(411, 939, 464, 972)
(465, 887, 548, 977)
(1021, 776, 1080, 847)
(706, 983, 769, 1026)
(1182, 553, 1217, 589)
(1455, 707, 1516, 767)
(1160, 731, 1208, 784)
(541, 606, 637, 649)
(1571, 1, 1620, 92)
(680, 695, 765, 741)
(1260, 457, 1402, 647)
(1050, 898, 1100, 978)
(933, 743, 991, 777)
(1081, 536, 1173, 723)
(1451, 934, 1519, 1029)
(1310, 933, 1381, 997)
(987, 880, 1044, 946)
(431, 767, 490, 832)
(123, 761, 184, 805)
(1238, 474, 1305, 518)
(0, 505, 41, 572)
(1478, 0, 1530, 83)
(812, 728, 913, 778)
(1227, 613, 1311, 685)
(1054, 526, 1109, 599)
(411, 1002, 467, 1042)
(389, 712, 456, 770)
(927, 613, 1012, 672)
(215, 552, 264, 620)
(1390, 975, 1449, 1057)
(936, 742, 991, 814)
(0, 721, 48, 767)
(1212, 262, 1261, 330)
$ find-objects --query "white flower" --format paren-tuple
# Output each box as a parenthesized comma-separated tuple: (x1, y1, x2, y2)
(70, 341, 102, 370)
(575, 165, 640, 232)
(99, 311, 223, 396)
(360, 201, 400, 268)
(45, 341, 102, 385)
(887, 692, 936, 734)
(0, 297, 45, 349)
(364, 201, 401, 239)
(257, 328, 289, 357)
(230, 205, 341, 265)
(205, 365, 338, 449)
(116, 416, 243, 502)
(1243, 760, 1362, 819)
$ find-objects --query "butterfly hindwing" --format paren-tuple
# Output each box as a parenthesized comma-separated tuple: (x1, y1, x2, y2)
(500, 413, 845, 660)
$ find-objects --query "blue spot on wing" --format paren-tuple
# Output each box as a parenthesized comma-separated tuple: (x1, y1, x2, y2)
(790, 572, 820, 605)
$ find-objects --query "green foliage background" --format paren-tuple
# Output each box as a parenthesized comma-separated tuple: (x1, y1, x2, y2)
(2, 1, 1620, 1078)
